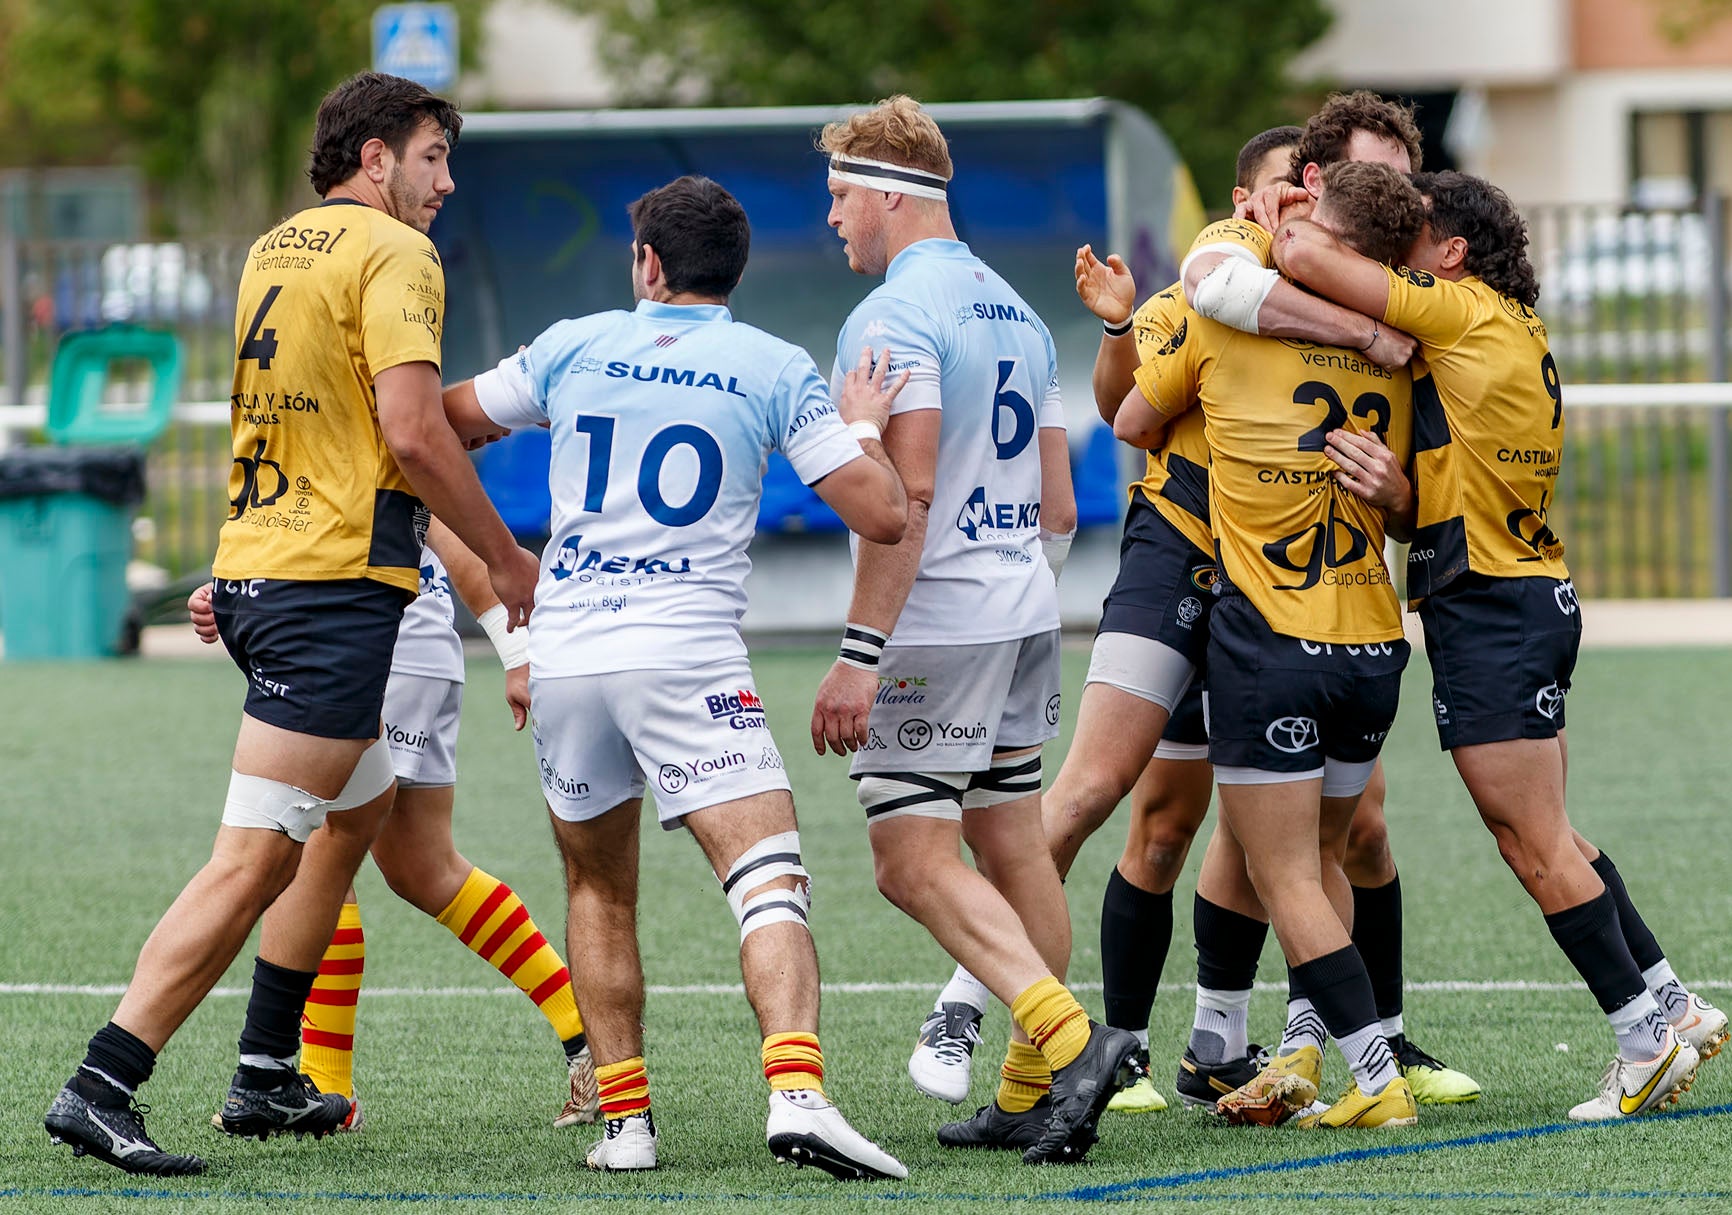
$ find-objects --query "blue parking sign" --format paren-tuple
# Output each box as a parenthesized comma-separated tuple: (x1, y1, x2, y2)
(372, 4, 459, 91)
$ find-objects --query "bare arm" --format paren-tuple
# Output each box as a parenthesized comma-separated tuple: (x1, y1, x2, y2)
(376, 361, 538, 627)
(441, 379, 515, 444)
(1183, 249, 1394, 353)
(809, 408, 940, 756)
(1273, 219, 1395, 323)
(425, 516, 532, 728)
(1038, 427, 1077, 537)
(1075, 244, 1141, 423)
(1113, 382, 1175, 451)
(811, 347, 909, 544)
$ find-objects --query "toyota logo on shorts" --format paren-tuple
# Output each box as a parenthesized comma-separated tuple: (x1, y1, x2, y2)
(1535, 683, 1565, 720)
(657, 764, 689, 794)
(1265, 716, 1320, 754)
(898, 718, 933, 751)
(1045, 694, 1061, 726)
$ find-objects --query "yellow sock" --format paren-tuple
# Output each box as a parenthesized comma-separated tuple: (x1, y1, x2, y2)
(595, 1056, 651, 1119)
(996, 1040, 1052, 1113)
(436, 867, 585, 1044)
(300, 902, 363, 1099)
(1011, 976, 1091, 1072)
(761, 1031, 825, 1095)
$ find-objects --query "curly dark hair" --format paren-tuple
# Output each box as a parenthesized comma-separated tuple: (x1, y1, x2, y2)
(1315, 162, 1426, 265)
(1411, 171, 1540, 308)
(308, 73, 461, 196)
(1287, 91, 1423, 184)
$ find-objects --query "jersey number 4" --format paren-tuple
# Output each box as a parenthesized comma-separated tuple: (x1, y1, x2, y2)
(238, 285, 283, 369)
(573, 415, 723, 526)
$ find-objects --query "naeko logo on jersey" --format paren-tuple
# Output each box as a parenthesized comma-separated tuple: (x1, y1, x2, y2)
(416, 563, 453, 601)
(955, 485, 1040, 542)
(549, 533, 694, 585)
(705, 688, 767, 730)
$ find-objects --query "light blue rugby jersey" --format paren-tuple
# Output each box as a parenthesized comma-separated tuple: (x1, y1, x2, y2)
(832, 239, 1064, 646)
(391, 544, 464, 683)
(476, 299, 865, 676)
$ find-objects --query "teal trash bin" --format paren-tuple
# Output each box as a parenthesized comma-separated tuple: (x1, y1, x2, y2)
(0, 446, 147, 659)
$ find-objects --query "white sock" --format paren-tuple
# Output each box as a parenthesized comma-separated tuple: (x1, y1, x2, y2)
(1132, 1027, 1150, 1051)
(239, 1052, 297, 1073)
(1610, 990, 1672, 1061)
(1642, 959, 1691, 1024)
(1190, 986, 1252, 1064)
(1335, 1020, 1400, 1095)
(938, 965, 990, 1014)
(1380, 1013, 1405, 1040)
(1279, 997, 1329, 1055)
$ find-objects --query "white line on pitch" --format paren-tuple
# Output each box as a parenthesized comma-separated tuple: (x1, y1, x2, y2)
(4, 979, 1731, 998)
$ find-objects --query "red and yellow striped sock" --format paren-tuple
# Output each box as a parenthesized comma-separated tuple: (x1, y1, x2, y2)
(435, 867, 584, 1042)
(300, 902, 363, 1099)
(995, 1040, 1052, 1113)
(1011, 976, 1091, 1072)
(595, 1057, 651, 1119)
(761, 1031, 825, 1095)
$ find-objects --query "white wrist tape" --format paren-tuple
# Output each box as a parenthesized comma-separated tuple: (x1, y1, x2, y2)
(1191, 256, 1280, 335)
(838, 622, 889, 670)
(847, 419, 883, 444)
(477, 604, 529, 670)
(1039, 527, 1076, 582)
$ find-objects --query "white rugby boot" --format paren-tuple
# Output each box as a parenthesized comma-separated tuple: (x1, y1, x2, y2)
(586, 1112, 658, 1171)
(1671, 994, 1730, 1062)
(766, 1088, 907, 1180)
(1567, 1030, 1699, 1121)
(907, 1002, 982, 1104)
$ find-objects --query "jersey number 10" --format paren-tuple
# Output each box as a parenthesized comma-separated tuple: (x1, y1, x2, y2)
(572, 415, 723, 527)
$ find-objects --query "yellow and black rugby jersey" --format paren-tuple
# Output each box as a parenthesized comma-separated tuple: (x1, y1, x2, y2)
(1380, 266, 1568, 599)
(1184, 217, 1274, 269)
(1128, 282, 1213, 554)
(1134, 310, 1413, 644)
(212, 199, 443, 593)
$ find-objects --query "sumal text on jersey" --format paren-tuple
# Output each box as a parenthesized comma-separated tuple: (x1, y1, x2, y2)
(596, 362, 749, 398)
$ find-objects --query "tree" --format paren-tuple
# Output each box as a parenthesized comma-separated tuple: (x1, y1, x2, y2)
(0, 0, 486, 234)
(573, 0, 1331, 203)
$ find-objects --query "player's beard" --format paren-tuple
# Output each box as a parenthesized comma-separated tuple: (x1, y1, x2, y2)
(386, 165, 430, 232)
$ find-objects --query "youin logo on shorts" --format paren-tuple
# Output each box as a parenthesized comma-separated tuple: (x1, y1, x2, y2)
(898, 718, 934, 751)
(1265, 716, 1320, 754)
(1045, 693, 1061, 726)
(657, 764, 689, 794)
(705, 688, 766, 730)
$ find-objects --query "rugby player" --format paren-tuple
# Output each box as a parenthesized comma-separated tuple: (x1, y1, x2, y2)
(442, 175, 910, 1177)
(1119, 160, 1428, 1129)
(1272, 169, 1727, 1118)
(813, 95, 1141, 1165)
(45, 72, 540, 1175)
(186, 520, 600, 1133)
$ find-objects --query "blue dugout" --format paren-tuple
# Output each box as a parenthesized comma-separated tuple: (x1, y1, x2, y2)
(434, 100, 1204, 538)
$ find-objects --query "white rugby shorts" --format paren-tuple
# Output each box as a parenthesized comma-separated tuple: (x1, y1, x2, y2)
(381, 671, 462, 788)
(530, 658, 792, 826)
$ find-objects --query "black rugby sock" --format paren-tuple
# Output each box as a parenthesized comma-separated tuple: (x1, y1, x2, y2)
(235, 956, 319, 1086)
(1351, 874, 1404, 1025)
(1587, 851, 1666, 972)
(1100, 868, 1172, 1035)
(76, 1021, 158, 1103)
(1543, 889, 1647, 1013)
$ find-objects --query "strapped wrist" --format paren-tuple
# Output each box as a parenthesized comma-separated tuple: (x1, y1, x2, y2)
(838, 622, 889, 671)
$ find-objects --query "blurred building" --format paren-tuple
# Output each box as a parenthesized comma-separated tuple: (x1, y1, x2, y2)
(1296, 0, 1732, 206)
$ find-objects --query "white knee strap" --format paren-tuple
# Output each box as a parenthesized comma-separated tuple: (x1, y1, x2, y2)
(962, 751, 1044, 810)
(1322, 757, 1378, 800)
(858, 771, 968, 824)
(222, 773, 331, 843)
(735, 883, 811, 945)
(326, 737, 397, 812)
(721, 831, 810, 920)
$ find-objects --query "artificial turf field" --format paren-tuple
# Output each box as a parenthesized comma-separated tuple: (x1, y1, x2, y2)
(2, 641, 1729, 1214)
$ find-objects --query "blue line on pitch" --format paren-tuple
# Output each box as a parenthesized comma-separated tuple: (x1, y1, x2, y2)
(1045, 1099, 1732, 1202)
(9, 1102, 1730, 1206)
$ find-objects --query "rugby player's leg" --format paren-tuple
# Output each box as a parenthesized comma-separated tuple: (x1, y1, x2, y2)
(1215, 779, 1403, 1125)
(372, 785, 596, 1125)
(1560, 734, 1727, 1062)
(681, 790, 904, 1180)
(1346, 764, 1482, 1102)
(1102, 753, 1212, 1113)
(1454, 738, 1683, 1066)
(550, 797, 658, 1168)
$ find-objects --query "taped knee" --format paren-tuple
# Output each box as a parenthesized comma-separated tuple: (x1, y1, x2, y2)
(858, 771, 967, 823)
(222, 773, 331, 844)
(326, 737, 396, 812)
(963, 750, 1043, 810)
(723, 831, 811, 945)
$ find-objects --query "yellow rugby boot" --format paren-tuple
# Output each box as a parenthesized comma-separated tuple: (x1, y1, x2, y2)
(1299, 1076, 1418, 1128)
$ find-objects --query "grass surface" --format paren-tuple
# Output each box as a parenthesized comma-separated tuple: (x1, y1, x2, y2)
(2, 643, 1730, 1213)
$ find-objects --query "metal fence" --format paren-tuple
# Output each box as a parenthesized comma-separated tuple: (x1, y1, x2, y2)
(2, 201, 1732, 600)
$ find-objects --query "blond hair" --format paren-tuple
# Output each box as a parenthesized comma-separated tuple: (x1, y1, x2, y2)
(819, 95, 954, 181)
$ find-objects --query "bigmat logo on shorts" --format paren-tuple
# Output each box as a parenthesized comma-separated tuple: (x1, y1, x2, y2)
(705, 689, 767, 730)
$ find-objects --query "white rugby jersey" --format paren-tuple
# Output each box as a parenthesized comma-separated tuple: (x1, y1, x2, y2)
(391, 545, 465, 683)
(475, 298, 866, 676)
(832, 239, 1063, 646)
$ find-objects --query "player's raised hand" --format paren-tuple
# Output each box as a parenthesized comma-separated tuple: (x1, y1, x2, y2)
(839, 345, 909, 436)
(488, 544, 540, 630)
(1074, 244, 1136, 326)
(810, 660, 878, 756)
(186, 582, 219, 644)
(1364, 323, 1418, 369)
(505, 662, 530, 730)
(1237, 183, 1313, 232)
(1327, 427, 1412, 513)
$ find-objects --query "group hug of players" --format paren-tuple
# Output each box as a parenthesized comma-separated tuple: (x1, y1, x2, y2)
(42, 76, 1726, 1184)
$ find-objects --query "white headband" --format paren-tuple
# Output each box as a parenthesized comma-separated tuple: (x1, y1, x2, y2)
(828, 154, 950, 202)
